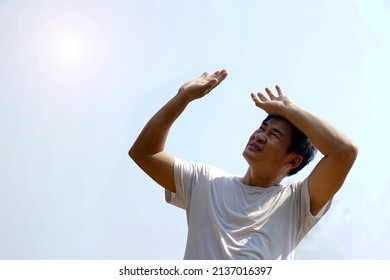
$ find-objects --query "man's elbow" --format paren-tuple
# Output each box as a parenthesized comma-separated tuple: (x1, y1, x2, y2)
(128, 144, 152, 166)
(350, 141, 358, 157)
(350, 142, 358, 164)
(341, 141, 358, 165)
(128, 145, 140, 162)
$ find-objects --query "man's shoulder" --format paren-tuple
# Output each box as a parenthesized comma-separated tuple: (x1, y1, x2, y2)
(283, 178, 308, 188)
(175, 157, 232, 178)
(279, 178, 309, 197)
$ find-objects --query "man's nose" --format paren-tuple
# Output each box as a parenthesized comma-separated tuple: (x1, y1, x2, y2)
(254, 132, 267, 143)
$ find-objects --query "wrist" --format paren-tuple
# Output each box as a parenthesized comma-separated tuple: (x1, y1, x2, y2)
(173, 91, 192, 108)
(271, 102, 299, 120)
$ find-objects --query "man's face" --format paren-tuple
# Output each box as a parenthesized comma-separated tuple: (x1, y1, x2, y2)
(243, 118, 294, 172)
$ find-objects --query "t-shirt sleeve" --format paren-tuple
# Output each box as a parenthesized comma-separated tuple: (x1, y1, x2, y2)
(296, 177, 332, 236)
(165, 157, 204, 210)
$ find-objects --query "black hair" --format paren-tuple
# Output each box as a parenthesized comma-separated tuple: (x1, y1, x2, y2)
(263, 115, 317, 176)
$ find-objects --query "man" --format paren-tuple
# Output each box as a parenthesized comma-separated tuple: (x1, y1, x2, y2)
(129, 69, 357, 259)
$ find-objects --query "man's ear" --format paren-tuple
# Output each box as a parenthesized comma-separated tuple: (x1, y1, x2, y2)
(288, 155, 303, 169)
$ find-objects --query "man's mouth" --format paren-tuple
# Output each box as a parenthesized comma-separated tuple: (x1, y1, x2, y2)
(249, 141, 263, 152)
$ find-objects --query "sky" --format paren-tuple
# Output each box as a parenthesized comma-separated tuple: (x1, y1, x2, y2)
(0, 0, 390, 260)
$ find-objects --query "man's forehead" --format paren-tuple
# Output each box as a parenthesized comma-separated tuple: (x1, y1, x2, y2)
(262, 117, 289, 127)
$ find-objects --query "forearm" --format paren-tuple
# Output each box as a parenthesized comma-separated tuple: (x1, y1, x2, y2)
(280, 103, 357, 159)
(129, 93, 190, 158)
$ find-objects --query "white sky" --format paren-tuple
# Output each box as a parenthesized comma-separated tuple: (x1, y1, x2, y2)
(0, 0, 389, 259)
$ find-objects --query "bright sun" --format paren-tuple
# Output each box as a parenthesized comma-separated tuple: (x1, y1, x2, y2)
(37, 14, 104, 82)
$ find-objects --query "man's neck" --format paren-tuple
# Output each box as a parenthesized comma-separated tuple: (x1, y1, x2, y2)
(240, 167, 284, 188)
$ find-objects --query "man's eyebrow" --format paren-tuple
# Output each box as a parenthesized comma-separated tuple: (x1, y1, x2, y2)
(261, 121, 285, 137)
(272, 127, 284, 137)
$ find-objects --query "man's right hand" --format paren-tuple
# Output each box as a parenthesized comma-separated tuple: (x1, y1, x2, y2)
(129, 69, 228, 193)
(178, 69, 228, 102)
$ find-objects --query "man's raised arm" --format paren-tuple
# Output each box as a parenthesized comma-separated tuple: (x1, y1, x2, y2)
(129, 69, 228, 193)
(251, 86, 358, 215)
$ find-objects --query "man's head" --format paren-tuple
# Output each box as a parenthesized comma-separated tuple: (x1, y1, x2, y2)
(243, 115, 317, 180)
(263, 115, 317, 176)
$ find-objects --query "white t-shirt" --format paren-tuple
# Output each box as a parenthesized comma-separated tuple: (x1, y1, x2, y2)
(165, 157, 331, 260)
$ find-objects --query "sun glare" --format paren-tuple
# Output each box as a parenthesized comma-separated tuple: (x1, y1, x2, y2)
(37, 14, 104, 82)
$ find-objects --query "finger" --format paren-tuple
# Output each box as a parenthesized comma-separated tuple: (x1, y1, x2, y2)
(209, 70, 222, 81)
(211, 69, 227, 79)
(257, 92, 269, 102)
(200, 72, 209, 78)
(207, 69, 228, 90)
(208, 70, 219, 79)
(250, 93, 268, 111)
(250, 93, 261, 105)
(250, 92, 265, 104)
(208, 78, 219, 87)
(265, 87, 277, 100)
(250, 93, 259, 101)
(275, 85, 284, 96)
(203, 78, 218, 93)
(215, 69, 228, 83)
